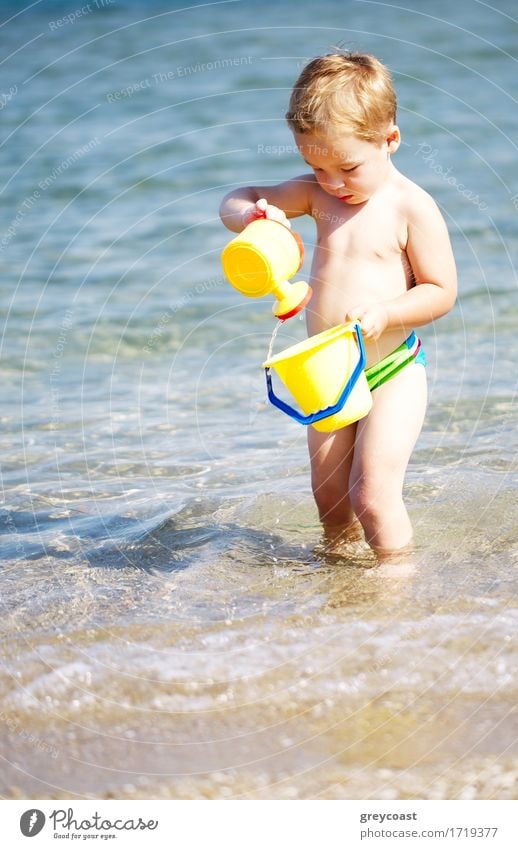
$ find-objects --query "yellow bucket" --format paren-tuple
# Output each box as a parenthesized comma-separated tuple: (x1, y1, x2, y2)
(263, 323, 372, 432)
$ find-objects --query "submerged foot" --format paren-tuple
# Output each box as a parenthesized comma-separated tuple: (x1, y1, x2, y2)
(372, 540, 416, 575)
(317, 520, 370, 559)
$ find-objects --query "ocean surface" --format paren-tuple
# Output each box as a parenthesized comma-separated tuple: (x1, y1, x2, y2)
(0, 0, 517, 800)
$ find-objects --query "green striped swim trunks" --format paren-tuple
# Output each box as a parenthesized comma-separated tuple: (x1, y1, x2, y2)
(365, 331, 426, 392)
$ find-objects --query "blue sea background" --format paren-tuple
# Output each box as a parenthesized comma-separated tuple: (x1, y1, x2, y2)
(0, 0, 516, 799)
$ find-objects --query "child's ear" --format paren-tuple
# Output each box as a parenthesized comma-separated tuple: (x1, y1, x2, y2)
(386, 125, 401, 155)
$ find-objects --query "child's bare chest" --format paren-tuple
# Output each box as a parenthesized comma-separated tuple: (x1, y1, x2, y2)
(311, 194, 406, 262)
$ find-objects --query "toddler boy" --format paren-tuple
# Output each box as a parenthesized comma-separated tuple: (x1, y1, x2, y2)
(220, 52, 457, 557)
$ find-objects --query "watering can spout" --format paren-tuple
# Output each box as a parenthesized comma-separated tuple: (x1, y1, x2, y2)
(271, 279, 312, 320)
(221, 219, 312, 319)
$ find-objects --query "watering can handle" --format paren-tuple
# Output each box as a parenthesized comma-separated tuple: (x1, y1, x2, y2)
(265, 323, 367, 426)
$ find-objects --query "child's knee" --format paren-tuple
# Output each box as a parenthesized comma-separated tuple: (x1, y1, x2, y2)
(350, 489, 378, 526)
(350, 477, 397, 523)
(350, 476, 412, 550)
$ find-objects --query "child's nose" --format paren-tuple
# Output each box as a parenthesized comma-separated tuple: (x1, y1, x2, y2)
(326, 175, 346, 190)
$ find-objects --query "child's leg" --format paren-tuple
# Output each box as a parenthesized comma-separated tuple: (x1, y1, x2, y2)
(349, 363, 427, 552)
(307, 423, 359, 542)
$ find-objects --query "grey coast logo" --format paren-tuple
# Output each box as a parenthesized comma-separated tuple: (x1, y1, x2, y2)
(20, 809, 46, 836)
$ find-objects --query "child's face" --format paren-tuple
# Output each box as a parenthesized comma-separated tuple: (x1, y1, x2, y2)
(294, 127, 399, 205)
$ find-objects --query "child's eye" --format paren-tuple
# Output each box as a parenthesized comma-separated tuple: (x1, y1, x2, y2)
(342, 165, 358, 173)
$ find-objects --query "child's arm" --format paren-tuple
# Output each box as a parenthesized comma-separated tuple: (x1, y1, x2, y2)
(219, 175, 313, 232)
(347, 192, 457, 340)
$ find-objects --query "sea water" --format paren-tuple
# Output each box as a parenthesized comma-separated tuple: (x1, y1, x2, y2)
(0, 0, 517, 800)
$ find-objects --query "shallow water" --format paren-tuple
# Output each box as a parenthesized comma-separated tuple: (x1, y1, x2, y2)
(0, 0, 517, 800)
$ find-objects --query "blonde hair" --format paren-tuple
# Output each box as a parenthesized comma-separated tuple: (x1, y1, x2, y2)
(286, 52, 397, 142)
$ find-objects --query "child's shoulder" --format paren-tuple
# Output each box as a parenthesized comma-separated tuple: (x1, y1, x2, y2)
(393, 170, 442, 221)
(392, 170, 453, 257)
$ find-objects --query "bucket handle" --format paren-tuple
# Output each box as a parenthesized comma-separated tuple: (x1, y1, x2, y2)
(264, 323, 367, 426)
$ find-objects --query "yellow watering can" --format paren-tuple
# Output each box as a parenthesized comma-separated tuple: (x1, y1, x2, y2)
(263, 323, 373, 432)
(221, 218, 312, 320)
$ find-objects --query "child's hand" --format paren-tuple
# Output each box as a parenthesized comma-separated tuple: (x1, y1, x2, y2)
(345, 303, 389, 341)
(241, 198, 292, 229)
